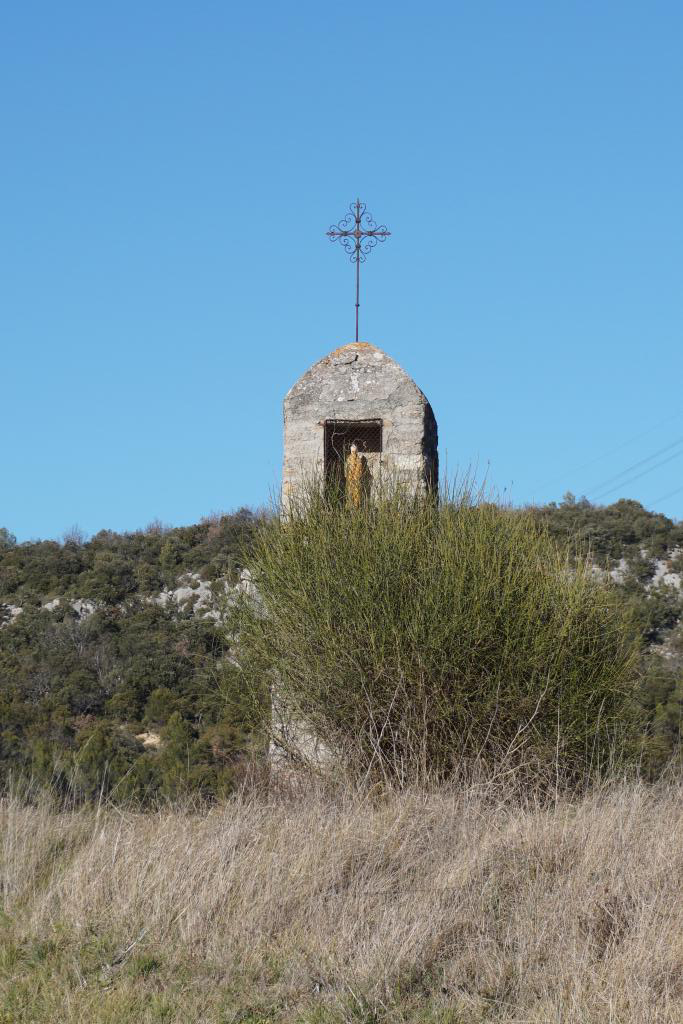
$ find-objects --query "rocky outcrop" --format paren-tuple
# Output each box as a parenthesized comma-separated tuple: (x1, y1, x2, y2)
(0, 572, 251, 629)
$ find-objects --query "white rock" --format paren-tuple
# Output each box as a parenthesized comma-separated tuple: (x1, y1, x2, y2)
(0, 604, 23, 628)
(71, 599, 97, 618)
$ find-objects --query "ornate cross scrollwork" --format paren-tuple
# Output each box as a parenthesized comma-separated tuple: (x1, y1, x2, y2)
(326, 199, 391, 341)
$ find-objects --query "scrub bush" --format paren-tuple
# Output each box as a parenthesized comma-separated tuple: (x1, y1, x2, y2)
(232, 484, 640, 783)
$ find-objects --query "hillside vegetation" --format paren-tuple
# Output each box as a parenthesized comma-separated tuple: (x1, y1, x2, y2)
(1, 495, 683, 797)
(0, 512, 260, 801)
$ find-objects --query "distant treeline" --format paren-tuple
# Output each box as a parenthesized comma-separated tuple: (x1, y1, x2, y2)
(536, 493, 683, 563)
(0, 510, 258, 605)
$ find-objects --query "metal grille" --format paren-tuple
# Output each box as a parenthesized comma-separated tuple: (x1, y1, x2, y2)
(324, 420, 382, 476)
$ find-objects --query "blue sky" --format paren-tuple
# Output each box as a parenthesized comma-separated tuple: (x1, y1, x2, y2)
(2, 2, 682, 541)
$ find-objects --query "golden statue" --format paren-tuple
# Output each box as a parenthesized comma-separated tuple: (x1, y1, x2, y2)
(345, 443, 370, 509)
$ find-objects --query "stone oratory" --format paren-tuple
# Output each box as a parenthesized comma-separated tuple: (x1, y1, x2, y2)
(283, 341, 438, 504)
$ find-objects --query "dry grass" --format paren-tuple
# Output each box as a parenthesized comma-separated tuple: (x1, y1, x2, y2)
(2, 778, 683, 1022)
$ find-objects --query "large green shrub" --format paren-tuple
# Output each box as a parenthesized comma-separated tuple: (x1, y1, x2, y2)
(232, 486, 641, 782)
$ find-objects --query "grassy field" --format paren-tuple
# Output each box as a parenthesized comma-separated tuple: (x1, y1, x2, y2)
(2, 776, 683, 1023)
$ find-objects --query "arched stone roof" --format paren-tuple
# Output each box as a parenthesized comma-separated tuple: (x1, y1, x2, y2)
(284, 342, 431, 417)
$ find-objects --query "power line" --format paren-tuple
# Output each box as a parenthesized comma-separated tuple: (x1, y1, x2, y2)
(534, 410, 683, 492)
(588, 437, 683, 500)
(649, 482, 683, 505)
(590, 446, 683, 502)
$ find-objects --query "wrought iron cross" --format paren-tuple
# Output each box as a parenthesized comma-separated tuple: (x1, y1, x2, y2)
(327, 199, 391, 342)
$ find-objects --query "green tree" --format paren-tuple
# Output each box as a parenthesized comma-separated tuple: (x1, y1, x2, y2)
(144, 686, 178, 728)
(0, 527, 16, 549)
(82, 551, 136, 603)
(158, 712, 195, 799)
(71, 722, 143, 800)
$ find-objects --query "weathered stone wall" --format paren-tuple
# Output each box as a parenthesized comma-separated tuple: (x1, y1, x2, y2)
(283, 342, 438, 501)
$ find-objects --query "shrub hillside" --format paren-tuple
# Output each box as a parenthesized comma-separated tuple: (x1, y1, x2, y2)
(3, 494, 683, 796)
(537, 492, 683, 561)
(233, 485, 640, 782)
(0, 512, 259, 801)
(0, 511, 257, 604)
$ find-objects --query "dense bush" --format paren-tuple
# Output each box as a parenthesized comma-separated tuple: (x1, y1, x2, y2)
(233, 486, 641, 783)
